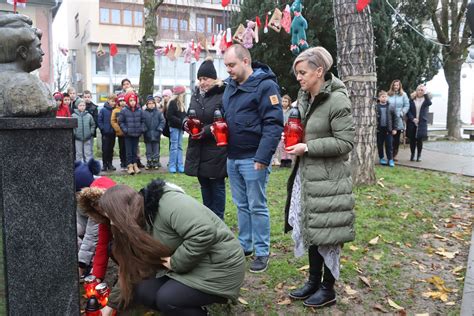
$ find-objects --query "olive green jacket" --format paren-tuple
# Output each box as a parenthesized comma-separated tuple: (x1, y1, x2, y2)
(109, 184, 245, 310)
(284, 73, 356, 246)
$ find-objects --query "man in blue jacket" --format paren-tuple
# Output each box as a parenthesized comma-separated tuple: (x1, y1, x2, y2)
(223, 44, 283, 273)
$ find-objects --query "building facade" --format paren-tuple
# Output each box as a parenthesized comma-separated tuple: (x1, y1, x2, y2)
(0, 0, 62, 87)
(60, 0, 241, 103)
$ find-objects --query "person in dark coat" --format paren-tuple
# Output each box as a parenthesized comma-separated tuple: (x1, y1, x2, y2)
(119, 91, 144, 175)
(375, 90, 397, 167)
(407, 84, 432, 162)
(184, 57, 228, 219)
(143, 95, 166, 169)
(98, 94, 117, 171)
(166, 86, 187, 173)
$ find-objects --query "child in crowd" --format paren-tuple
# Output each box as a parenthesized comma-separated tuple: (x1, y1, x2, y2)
(67, 86, 77, 112)
(274, 94, 293, 168)
(154, 93, 162, 111)
(73, 98, 96, 162)
(98, 94, 117, 171)
(119, 91, 144, 175)
(83, 90, 99, 141)
(376, 90, 397, 167)
(62, 92, 72, 114)
(143, 95, 165, 169)
(161, 89, 173, 138)
(111, 93, 127, 171)
(54, 92, 71, 118)
(166, 86, 187, 173)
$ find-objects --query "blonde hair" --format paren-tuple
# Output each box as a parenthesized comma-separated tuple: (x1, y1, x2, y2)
(388, 80, 405, 96)
(108, 93, 117, 101)
(293, 47, 333, 75)
(170, 93, 185, 112)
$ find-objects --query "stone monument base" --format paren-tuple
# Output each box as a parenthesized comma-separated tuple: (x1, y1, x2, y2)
(0, 118, 79, 315)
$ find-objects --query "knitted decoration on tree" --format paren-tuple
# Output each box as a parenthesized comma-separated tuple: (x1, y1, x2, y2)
(255, 16, 261, 43)
(269, 8, 282, 32)
(356, 0, 371, 12)
(282, 4, 292, 34)
(183, 40, 193, 63)
(194, 41, 203, 61)
(290, 0, 309, 56)
(242, 20, 256, 49)
(264, 12, 269, 33)
(216, 31, 224, 56)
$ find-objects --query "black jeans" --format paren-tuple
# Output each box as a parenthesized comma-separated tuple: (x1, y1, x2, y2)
(409, 127, 423, 158)
(117, 136, 126, 167)
(134, 276, 227, 316)
(101, 133, 116, 166)
(376, 129, 393, 160)
(198, 177, 226, 219)
(392, 130, 402, 158)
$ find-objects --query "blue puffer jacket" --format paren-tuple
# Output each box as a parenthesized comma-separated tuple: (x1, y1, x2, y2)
(97, 102, 115, 136)
(388, 92, 409, 130)
(143, 107, 165, 142)
(222, 62, 284, 166)
(118, 106, 144, 137)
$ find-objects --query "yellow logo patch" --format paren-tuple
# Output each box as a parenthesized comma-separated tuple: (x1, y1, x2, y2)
(269, 95, 279, 106)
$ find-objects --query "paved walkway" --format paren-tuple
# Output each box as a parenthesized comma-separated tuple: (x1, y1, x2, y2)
(395, 141, 474, 177)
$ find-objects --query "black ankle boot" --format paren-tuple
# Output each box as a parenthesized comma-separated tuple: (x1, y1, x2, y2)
(410, 153, 415, 161)
(289, 276, 320, 300)
(303, 264, 336, 308)
(416, 154, 422, 162)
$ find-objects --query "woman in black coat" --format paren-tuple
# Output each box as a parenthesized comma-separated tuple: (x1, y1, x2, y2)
(406, 84, 432, 162)
(184, 57, 227, 219)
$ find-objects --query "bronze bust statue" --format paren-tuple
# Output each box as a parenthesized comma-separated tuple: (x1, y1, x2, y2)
(0, 14, 56, 117)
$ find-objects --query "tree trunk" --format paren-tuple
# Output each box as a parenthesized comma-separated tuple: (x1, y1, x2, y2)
(333, 0, 378, 185)
(138, 0, 163, 104)
(443, 58, 463, 139)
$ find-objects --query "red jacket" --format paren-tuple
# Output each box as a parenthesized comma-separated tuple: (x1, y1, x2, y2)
(56, 104, 71, 117)
(92, 223, 111, 280)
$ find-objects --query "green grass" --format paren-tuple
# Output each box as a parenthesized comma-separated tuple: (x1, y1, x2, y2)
(108, 165, 470, 315)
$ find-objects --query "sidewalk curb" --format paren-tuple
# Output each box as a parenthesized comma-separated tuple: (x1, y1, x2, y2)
(461, 226, 474, 316)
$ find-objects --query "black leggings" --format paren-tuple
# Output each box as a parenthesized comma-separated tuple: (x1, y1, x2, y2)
(134, 276, 227, 316)
(392, 130, 402, 158)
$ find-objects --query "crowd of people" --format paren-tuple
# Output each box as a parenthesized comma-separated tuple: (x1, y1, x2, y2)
(70, 44, 433, 315)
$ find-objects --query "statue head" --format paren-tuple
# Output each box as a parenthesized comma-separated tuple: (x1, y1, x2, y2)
(0, 14, 44, 73)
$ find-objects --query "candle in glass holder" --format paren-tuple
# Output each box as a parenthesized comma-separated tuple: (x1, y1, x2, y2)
(85, 295, 102, 316)
(95, 283, 111, 307)
(84, 275, 100, 299)
(284, 107, 304, 148)
(212, 109, 228, 146)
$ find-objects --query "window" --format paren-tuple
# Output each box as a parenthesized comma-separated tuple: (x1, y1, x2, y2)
(96, 52, 110, 74)
(180, 19, 188, 31)
(170, 18, 178, 31)
(75, 14, 79, 37)
(196, 16, 205, 33)
(113, 53, 127, 75)
(161, 17, 169, 29)
(111, 9, 121, 24)
(206, 17, 213, 33)
(216, 22, 223, 32)
(123, 10, 132, 25)
(128, 54, 141, 76)
(134, 11, 143, 26)
(99, 8, 109, 23)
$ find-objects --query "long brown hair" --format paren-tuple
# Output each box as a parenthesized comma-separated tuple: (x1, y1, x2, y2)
(388, 79, 405, 96)
(98, 185, 171, 308)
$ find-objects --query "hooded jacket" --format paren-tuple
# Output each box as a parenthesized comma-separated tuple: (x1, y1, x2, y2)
(72, 109, 96, 141)
(185, 82, 227, 179)
(222, 62, 284, 166)
(118, 94, 144, 137)
(143, 107, 166, 142)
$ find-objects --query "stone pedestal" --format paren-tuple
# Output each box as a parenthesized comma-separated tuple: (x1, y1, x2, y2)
(0, 118, 80, 315)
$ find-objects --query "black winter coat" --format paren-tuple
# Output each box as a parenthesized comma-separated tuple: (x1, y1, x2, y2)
(86, 102, 99, 137)
(118, 106, 145, 137)
(375, 103, 397, 132)
(98, 103, 115, 136)
(143, 108, 166, 142)
(166, 99, 186, 129)
(407, 95, 432, 139)
(184, 84, 228, 179)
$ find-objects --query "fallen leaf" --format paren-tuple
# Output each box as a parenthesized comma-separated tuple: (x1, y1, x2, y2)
(275, 283, 284, 290)
(434, 234, 449, 242)
(452, 266, 464, 275)
(373, 253, 383, 261)
(349, 245, 359, 251)
(287, 285, 297, 290)
(277, 298, 292, 305)
(376, 180, 385, 188)
(432, 224, 440, 231)
(238, 297, 248, 305)
(451, 232, 465, 241)
(240, 287, 249, 291)
(387, 298, 404, 310)
(373, 303, 388, 313)
(344, 285, 358, 296)
(369, 236, 380, 245)
(359, 276, 371, 288)
(400, 212, 409, 219)
(435, 249, 458, 259)
(298, 265, 310, 271)
(403, 184, 411, 189)
(449, 203, 461, 208)
(422, 291, 449, 302)
(451, 214, 462, 219)
(445, 301, 456, 306)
